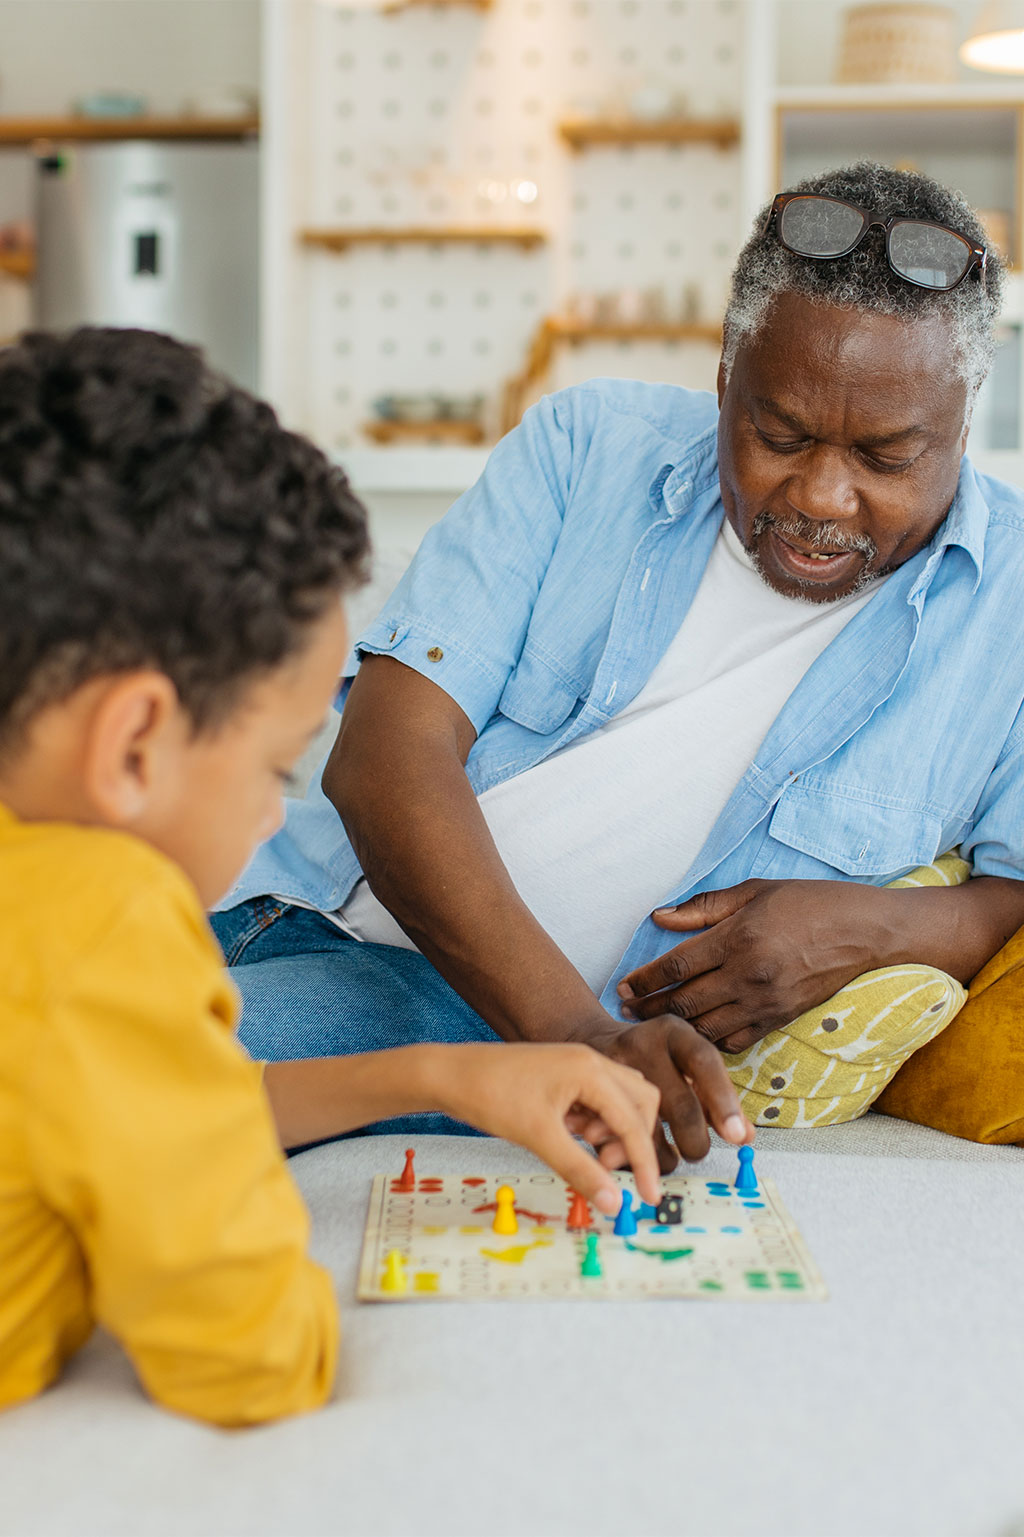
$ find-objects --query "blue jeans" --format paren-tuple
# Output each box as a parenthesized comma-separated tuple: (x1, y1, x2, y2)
(209, 898, 498, 1138)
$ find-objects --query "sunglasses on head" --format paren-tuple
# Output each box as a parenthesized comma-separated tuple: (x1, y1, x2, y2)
(764, 192, 987, 293)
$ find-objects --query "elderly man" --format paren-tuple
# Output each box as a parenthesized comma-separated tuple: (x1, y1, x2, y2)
(213, 162, 1024, 1166)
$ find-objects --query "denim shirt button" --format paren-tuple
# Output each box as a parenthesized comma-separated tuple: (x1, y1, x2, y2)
(427, 646, 444, 662)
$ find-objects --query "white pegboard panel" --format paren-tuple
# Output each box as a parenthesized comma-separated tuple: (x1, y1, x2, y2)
(294, 0, 743, 450)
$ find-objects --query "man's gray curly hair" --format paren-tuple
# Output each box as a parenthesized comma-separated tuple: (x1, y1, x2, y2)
(723, 162, 1003, 400)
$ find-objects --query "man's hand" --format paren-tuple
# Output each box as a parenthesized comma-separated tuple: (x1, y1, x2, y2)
(617, 879, 887, 1054)
(576, 1016, 754, 1172)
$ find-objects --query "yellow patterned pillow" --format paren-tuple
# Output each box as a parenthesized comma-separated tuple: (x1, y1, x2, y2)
(724, 853, 970, 1128)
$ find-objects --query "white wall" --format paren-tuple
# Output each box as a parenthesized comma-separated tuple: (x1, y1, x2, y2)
(0, 0, 260, 116)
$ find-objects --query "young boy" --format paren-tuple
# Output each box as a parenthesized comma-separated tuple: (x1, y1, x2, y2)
(0, 328, 750, 1428)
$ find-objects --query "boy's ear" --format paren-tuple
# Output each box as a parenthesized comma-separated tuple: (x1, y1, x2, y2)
(716, 354, 727, 407)
(82, 671, 184, 825)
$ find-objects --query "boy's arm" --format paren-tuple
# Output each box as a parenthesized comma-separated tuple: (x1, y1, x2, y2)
(265, 1037, 748, 1213)
(28, 890, 338, 1429)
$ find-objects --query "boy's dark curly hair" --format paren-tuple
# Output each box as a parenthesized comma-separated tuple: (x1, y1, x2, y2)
(0, 327, 369, 751)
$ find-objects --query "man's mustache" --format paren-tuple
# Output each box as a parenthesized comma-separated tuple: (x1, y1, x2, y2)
(751, 510, 877, 562)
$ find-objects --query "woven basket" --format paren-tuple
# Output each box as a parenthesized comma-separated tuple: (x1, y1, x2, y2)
(836, 3, 957, 83)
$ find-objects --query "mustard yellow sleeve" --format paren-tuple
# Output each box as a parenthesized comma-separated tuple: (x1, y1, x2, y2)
(25, 875, 339, 1428)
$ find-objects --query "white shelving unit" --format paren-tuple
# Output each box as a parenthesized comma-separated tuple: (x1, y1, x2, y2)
(261, 0, 1024, 508)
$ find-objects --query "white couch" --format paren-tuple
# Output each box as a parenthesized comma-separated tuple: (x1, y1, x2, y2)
(2, 1121, 1022, 1537)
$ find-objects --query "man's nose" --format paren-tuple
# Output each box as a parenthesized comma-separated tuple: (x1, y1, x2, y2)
(784, 446, 859, 522)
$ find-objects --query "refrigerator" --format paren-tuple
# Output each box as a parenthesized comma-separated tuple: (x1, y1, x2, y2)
(34, 139, 259, 389)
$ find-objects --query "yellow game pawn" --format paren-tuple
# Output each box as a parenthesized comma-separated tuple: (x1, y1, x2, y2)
(380, 1249, 407, 1294)
(492, 1184, 518, 1236)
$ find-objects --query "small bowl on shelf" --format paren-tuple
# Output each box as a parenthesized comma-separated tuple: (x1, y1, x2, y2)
(73, 92, 148, 119)
(371, 393, 440, 423)
(435, 393, 485, 422)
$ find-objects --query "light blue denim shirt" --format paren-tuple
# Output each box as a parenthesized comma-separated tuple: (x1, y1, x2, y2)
(223, 380, 1024, 1015)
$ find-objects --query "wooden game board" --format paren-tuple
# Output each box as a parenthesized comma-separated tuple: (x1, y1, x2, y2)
(357, 1167, 827, 1302)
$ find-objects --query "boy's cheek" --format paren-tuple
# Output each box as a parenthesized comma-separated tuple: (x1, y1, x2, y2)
(258, 794, 286, 845)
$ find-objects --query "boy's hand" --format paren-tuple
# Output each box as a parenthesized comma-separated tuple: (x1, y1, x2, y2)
(431, 1042, 665, 1215)
(583, 1016, 755, 1174)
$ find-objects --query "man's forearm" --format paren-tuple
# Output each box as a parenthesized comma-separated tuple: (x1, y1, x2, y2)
(880, 875, 1024, 984)
(323, 659, 609, 1045)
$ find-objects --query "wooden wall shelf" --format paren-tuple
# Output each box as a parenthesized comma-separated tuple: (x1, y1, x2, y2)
(0, 116, 259, 145)
(381, 0, 491, 11)
(559, 116, 741, 152)
(502, 316, 723, 434)
(0, 249, 34, 280)
(301, 226, 547, 252)
(364, 419, 487, 445)
(555, 320, 724, 346)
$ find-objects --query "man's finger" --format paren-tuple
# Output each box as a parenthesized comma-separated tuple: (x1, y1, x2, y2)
(623, 966, 734, 1024)
(657, 1070, 713, 1162)
(617, 929, 726, 1008)
(718, 1024, 768, 1054)
(685, 1003, 758, 1045)
(665, 1022, 752, 1145)
(690, 1003, 786, 1050)
(653, 1119, 679, 1175)
(621, 1024, 715, 1165)
(650, 881, 766, 932)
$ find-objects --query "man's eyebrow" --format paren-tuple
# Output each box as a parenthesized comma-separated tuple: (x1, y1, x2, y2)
(753, 397, 929, 447)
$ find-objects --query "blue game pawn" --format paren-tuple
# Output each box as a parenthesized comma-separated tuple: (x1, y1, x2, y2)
(613, 1189, 638, 1236)
(735, 1144, 757, 1193)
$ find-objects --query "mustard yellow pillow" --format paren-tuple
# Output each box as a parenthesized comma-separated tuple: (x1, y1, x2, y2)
(725, 854, 970, 1128)
(875, 925, 1024, 1145)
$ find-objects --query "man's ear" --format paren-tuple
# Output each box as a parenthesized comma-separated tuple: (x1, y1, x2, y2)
(716, 354, 727, 407)
(81, 671, 183, 826)
(959, 403, 974, 456)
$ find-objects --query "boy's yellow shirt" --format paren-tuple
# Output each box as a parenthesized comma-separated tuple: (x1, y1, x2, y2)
(0, 802, 338, 1427)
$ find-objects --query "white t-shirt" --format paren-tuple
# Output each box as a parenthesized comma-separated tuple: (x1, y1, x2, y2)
(340, 519, 883, 993)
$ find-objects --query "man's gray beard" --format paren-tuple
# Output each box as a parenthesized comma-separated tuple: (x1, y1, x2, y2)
(746, 510, 880, 605)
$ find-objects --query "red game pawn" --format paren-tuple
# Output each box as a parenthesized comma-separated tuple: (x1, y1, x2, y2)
(395, 1148, 416, 1192)
(567, 1190, 591, 1230)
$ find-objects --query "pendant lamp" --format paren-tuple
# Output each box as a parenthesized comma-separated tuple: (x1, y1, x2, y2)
(961, 0, 1024, 71)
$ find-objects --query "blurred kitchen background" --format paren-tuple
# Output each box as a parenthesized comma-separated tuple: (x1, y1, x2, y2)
(1, 0, 1023, 548)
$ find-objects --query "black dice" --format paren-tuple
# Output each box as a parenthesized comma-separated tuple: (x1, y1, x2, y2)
(655, 1193, 683, 1225)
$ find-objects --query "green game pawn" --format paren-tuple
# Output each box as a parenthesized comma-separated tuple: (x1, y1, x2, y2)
(580, 1232, 602, 1278)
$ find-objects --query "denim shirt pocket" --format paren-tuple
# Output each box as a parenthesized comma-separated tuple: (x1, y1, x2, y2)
(497, 646, 582, 735)
(756, 782, 948, 882)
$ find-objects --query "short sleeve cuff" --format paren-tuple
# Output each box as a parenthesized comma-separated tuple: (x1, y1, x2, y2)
(354, 615, 507, 735)
(962, 850, 1024, 883)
